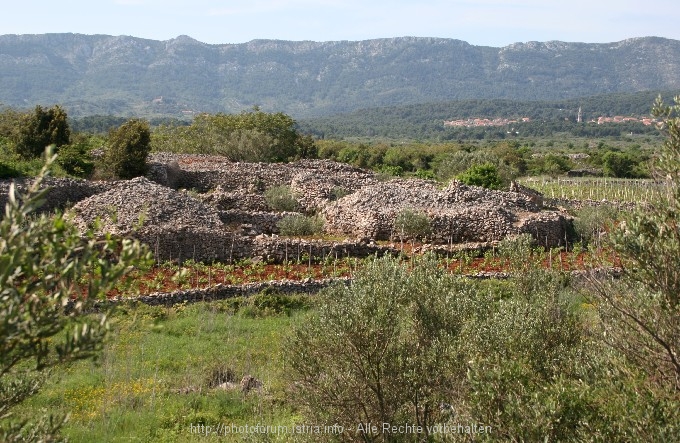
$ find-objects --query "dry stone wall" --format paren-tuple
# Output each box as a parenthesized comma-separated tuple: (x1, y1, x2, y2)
(3, 153, 575, 263)
(322, 178, 571, 246)
(137, 232, 399, 265)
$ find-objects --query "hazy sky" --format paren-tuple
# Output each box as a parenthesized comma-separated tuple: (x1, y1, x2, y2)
(2, 0, 678, 47)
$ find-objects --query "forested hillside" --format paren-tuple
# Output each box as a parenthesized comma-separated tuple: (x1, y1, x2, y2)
(297, 91, 676, 140)
(1, 34, 680, 118)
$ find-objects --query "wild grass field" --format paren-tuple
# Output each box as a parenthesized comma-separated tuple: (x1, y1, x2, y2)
(17, 296, 310, 442)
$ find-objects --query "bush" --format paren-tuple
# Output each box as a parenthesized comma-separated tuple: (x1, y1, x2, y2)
(602, 151, 637, 178)
(437, 148, 520, 184)
(571, 205, 619, 245)
(329, 186, 349, 201)
(456, 163, 504, 190)
(276, 214, 324, 237)
(102, 119, 151, 179)
(593, 97, 680, 391)
(0, 162, 19, 179)
(13, 105, 70, 159)
(151, 109, 315, 162)
(289, 255, 602, 441)
(56, 143, 94, 178)
(393, 208, 431, 241)
(0, 148, 150, 441)
(264, 185, 298, 212)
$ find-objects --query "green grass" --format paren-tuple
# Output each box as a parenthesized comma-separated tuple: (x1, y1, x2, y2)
(0, 140, 69, 178)
(19, 297, 310, 442)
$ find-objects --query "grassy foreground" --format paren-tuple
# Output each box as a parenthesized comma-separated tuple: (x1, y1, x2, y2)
(18, 296, 311, 442)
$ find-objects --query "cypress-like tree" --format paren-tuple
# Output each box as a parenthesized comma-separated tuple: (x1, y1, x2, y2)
(104, 119, 151, 179)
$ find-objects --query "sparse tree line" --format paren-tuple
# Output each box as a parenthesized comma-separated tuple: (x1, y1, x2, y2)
(1, 104, 655, 191)
(0, 105, 152, 180)
(0, 106, 316, 180)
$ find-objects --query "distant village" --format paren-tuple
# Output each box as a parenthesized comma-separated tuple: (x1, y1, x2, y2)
(444, 117, 532, 128)
(444, 112, 656, 128)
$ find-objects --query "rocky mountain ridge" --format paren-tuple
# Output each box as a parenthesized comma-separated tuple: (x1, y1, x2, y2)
(1, 34, 679, 118)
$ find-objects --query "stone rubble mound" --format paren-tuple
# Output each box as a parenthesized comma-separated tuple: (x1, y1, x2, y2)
(69, 176, 225, 236)
(322, 178, 569, 244)
(290, 169, 378, 212)
(0, 176, 113, 214)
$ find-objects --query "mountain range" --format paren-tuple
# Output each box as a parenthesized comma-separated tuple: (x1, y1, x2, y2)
(1, 33, 680, 119)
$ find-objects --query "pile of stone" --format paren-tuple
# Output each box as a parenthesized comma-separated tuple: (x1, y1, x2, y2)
(0, 176, 113, 215)
(147, 154, 379, 213)
(322, 178, 571, 246)
(290, 169, 378, 212)
(69, 176, 225, 236)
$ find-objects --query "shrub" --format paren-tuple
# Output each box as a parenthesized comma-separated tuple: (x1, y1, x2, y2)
(602, 151, 637, 178)
(276, 214, 324, 237)
(289, 255, 600, 441)
(571, 205, 619, 245)
(414, 169, 436, 180)
(0, 147, 150, 441)
(289, 256, 462, 439)
(14, 105, 70, 159)
(102, 119, 151, 179)
(437, 149, 520, 184)
(393, 208, 431, 241)
(456, 163, 504, 190)
(56, 142, 94, 178)
(0, 162, 19, 179)
(264, 185, 298, 212)
(376, 164, 403, 177)
(329, 186, 349, 201)
(591, 97, 680, 391)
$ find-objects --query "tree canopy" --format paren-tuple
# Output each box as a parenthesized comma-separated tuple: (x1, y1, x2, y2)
(14, 105, 70, 159)
(152, 109, 316, 162)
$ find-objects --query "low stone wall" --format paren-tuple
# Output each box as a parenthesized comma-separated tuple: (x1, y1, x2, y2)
(120, 277, 352, 306)
(133, 228, 400, 264)
(217, 210, 292, 235)
(80, 267, 621, 308)
(0, 177, 113, 214)
(518, 211, 573, 248)
(201, 189, 270, 212)
(250, 236, 399, 263)
(134, 226, 242, 263)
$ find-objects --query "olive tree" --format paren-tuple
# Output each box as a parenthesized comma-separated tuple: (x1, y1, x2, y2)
(393, 208, 431, 251)
(0, 148, 150, 441)
(289, 256, 464, 442)
(288, 254, 598, 442)
(588, 96, 680, 392)
(151, 109, 316, 161)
